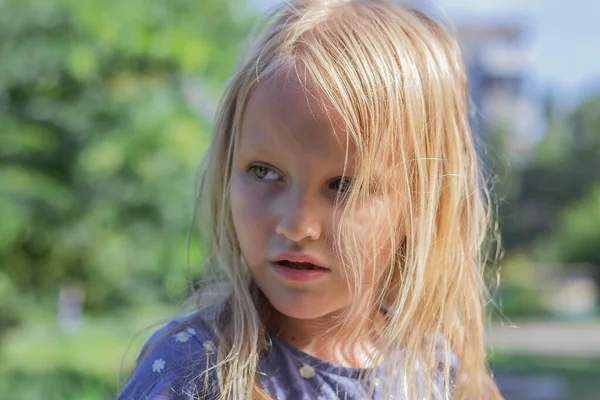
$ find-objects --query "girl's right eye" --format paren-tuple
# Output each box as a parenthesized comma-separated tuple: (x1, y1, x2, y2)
(250, 165, 281, 181)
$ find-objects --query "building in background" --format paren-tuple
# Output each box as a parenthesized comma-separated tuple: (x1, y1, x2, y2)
(400, 0, 542, 161)
(456, 18, 541, 161)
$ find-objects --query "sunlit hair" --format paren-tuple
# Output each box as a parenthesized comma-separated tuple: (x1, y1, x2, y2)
(191, 0, 503, 398)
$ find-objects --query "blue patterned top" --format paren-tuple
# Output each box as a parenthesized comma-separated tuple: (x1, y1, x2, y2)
(116, 310, 457, 399)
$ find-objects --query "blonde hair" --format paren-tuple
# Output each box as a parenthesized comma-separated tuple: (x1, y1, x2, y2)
(193, 0, 503, 398)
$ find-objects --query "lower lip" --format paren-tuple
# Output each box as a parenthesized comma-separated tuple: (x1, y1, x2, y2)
(270, 263, 329, 282)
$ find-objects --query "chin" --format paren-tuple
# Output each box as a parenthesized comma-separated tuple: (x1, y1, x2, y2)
(268, 295, 344, 321)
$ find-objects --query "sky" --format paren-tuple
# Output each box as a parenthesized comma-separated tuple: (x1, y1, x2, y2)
(250, 0, 600, 106)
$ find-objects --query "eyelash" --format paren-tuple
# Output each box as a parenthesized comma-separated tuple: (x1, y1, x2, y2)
(330, 178, 352, 193)
(248, 164, 352, 193)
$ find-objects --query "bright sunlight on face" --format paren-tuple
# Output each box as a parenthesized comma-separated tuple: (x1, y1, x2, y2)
(229, 69, 394, 323)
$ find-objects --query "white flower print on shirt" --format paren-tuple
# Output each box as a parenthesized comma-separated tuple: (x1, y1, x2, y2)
(174, 331, 192, 343)
(203, 340, 215, 354)
(186, 327, 196, 336)
(152, 358, 165, 373)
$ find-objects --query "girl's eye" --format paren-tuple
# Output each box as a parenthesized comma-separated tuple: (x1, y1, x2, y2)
(331, 178, 352, 193)
(250, 165, 281, 181)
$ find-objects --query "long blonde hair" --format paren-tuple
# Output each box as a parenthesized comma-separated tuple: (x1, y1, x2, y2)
(193, 0, 503, 398)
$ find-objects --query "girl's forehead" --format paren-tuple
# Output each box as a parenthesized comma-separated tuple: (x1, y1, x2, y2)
(238, 68, 393, 181)
(239, 70, 354, 159)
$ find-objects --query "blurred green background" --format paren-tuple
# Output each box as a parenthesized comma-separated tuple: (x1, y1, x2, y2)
(0, 0, 599, 399)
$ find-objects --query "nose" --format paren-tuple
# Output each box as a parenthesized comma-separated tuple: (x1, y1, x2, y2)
(275, 187, 322, 243)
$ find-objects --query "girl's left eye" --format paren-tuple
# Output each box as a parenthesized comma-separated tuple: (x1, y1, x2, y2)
(250, 165, 281, 181)
(330, 178, 353, 193)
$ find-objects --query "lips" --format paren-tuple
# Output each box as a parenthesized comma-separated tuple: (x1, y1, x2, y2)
(271, 252, 329, 270)
(269, 252, 330, 281)
(274, 260, 327, 271)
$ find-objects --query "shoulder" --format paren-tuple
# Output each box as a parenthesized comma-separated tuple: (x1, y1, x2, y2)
(117, 311, 220, 400)
(386, 333, 460, 398)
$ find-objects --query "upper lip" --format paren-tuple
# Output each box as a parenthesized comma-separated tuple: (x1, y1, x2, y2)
(271, 252, 329, 269)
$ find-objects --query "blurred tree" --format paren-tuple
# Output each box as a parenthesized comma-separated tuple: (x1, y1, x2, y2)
(0, 0, 253, 318)
(497, 94, 600, 253)
(554, 185, 600, 274)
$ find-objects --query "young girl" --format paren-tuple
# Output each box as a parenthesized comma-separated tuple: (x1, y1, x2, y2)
(117, 0, 502, 398)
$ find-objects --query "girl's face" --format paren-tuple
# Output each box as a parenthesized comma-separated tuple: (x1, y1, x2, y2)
(229, 71, 395, 321)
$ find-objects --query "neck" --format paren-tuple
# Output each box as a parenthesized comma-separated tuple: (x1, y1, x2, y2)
(270, 305, 385, 369)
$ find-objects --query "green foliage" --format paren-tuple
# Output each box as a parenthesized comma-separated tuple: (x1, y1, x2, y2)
(495, 283, 549, 318)
(555, 186, 600, 271)
(0, 369, 115, 400)
(0, 306, 174, 399)
(497, 95, 600, 262)
(0, 0, 253, 315)
(488, 93, 600, 320)
(0, 270, 21, 334)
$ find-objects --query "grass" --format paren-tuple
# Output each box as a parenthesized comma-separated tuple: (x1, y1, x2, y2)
(0, 304, 178, 399)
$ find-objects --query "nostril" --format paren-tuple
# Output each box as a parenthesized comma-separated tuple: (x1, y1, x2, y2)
(276, 222, 322, 242)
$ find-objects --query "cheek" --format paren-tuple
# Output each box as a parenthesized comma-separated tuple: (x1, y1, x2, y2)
(229, 174, 273, 254)
(337, 199, 396, 278)
(340, 199, 392, 243)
